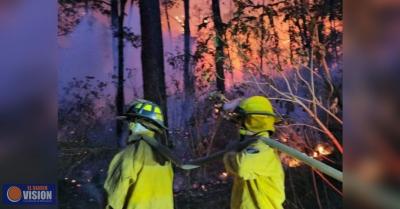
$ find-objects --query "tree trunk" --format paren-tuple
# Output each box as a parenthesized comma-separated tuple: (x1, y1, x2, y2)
(139, 0, 168, 125)
(259, 0, 265, 71)
(183, 0, 194, 99)
(211, 0, 225, 93)
(116, 0, 127, 146)
(111, 0, 126, 146)
(181, 0, 196, 137)
(163, 0, 172, 39)
(111, 0, 118, 78)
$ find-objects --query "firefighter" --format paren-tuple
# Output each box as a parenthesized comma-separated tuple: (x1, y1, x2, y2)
(104, 99, 173, 209)
(223, 96, 285, 209)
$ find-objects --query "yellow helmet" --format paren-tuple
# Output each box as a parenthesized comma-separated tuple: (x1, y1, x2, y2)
(123, 99, 167, 132)
(236, 96, 277, 134)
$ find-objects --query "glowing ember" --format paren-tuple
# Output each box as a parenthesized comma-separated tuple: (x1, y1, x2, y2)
(288, 159, 302, 168)
(312, 151, 319, 158)
(315, 144, 333, 156)
(281, 153, 302, 167)
(219, 172, 228, 181)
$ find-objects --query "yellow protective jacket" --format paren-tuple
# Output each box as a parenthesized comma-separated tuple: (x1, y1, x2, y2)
(104, 140, 174, 209)
(223, 135, 285, 209)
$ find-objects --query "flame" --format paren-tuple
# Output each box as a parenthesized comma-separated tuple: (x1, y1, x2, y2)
(281, 153, 302, 167)
(315, 144, 333, 156)
(288, 158, 302, 167)
(312, 151, 319, 158)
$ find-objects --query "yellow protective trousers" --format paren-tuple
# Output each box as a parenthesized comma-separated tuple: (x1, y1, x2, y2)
(104, 140, 174, 209)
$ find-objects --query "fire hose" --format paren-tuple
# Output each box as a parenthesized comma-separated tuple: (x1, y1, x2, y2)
(136, 134, 342, 182)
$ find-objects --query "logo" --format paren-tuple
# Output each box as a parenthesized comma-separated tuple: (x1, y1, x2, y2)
(2, 184, 56, 205)
(6, 186, 22, 202)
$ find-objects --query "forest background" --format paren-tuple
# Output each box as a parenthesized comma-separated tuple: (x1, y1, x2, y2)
(57, 0, 343, 208)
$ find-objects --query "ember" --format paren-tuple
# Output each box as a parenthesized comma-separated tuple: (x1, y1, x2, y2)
(315, 144, 334, 156)
(219, 172, 229, 181)
(288, 159, 302, 168)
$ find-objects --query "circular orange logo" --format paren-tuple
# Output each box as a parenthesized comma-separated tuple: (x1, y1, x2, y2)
(7, 186, 22, 202)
